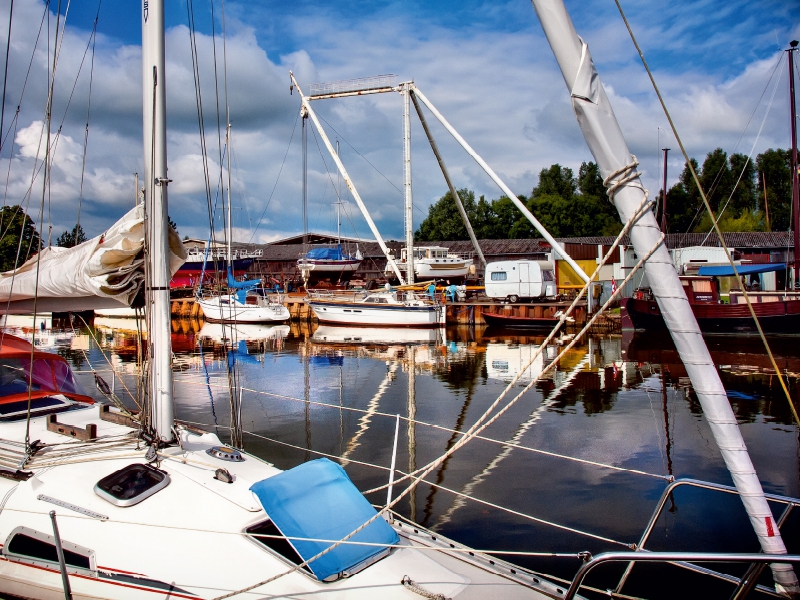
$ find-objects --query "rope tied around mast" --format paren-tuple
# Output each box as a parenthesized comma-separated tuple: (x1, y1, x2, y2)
(603, 155, 647, 205)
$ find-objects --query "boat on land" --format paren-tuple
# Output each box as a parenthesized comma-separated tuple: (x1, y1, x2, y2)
(621, 267, 800, 334)
(306, 289, 445, 327)
(298, 245, 363, 288)
(387, 245, 473, 283)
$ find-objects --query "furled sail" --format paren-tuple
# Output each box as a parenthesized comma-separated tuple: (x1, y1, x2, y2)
(0, 205, 186, 313)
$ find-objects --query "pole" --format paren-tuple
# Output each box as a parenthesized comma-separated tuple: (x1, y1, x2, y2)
(386, 414, 400, 515)
(226, 122, 233, 267)
(411, 87, 590, 284)
(49, 511, 73, 600)
(661, 148, 669, 233)
(302, 107, 308, 250)
(410, 90, 487, 267)
(530, 1, 798, 591)
(290, 72, 405, 284)
(788, 41, 799, 289)
(402, 82, 415, 285)
(142, 0, 174, 442)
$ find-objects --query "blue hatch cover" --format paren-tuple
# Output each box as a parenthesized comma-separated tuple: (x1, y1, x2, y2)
(250, 458, 398, 581)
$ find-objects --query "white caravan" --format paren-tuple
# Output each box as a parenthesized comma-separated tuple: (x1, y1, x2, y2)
(484, 260, 556, 303)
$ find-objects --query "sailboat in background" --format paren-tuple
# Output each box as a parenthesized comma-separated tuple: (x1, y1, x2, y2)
(197, 123, 290, 324)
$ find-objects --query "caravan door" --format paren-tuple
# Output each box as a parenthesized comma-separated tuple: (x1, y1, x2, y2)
(519, 262, 531, 298)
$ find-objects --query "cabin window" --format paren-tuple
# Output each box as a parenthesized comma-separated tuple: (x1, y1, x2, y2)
(4, 527, 94, 575)
(491, 272, 507, 281)
(246, 521, 313, 575)
(691, 280, 712, 293)
(95, 463, 170, 507)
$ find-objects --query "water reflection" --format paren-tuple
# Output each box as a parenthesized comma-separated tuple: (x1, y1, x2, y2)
(16, 317, 799, 599)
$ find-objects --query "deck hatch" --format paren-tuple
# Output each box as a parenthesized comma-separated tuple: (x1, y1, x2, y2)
(94, 463, 170, 507)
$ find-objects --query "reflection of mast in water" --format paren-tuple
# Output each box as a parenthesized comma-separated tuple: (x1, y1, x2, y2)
(408, 346, 417, 522)
(435, 352, 591, 529)
(662, 363, 676, 513)
(340, 362, 399, 464)
(338, 358, 344, 457)
(304, 338, 311, 462)
(421, 351, 482, 527)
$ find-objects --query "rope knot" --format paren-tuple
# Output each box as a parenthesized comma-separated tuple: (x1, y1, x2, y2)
(603, 155, 645, 204)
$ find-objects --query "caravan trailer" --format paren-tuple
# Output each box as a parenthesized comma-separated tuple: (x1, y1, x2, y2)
(484, 260, 557, 302)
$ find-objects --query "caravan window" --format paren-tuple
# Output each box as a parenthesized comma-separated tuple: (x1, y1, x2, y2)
(490, 272, 507, 281)
(542, 270, 554, 282)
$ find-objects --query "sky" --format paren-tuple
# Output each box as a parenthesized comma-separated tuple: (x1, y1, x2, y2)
(0, 0, 797, 244)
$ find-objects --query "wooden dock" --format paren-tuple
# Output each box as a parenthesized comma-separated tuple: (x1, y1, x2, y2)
(170, 296, 613, 331)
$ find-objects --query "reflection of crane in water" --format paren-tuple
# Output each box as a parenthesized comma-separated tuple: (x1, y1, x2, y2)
(339, 361, 400, 465)
(434, 352, 591, 529)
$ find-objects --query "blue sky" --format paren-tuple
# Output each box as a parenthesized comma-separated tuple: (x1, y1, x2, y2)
(1, 0, 797, 243)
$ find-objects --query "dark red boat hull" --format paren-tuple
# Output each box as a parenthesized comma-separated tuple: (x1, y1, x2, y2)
(482, 311, 561, 329)
(621, 296, 800, 335)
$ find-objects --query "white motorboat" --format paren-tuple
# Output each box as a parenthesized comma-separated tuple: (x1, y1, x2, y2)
(387, 246, 473, 282)
(306, 289, 445, 327)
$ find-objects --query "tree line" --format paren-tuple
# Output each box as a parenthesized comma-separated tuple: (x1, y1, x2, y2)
(415, 148, 795, 241)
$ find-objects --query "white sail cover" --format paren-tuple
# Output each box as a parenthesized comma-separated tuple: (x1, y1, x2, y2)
(0, 205, 186, 313)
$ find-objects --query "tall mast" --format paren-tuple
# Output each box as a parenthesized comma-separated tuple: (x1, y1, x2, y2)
(302, 107, 308, 251)
(226, 122, 232, 265)
(530, 1, 798, 591)
(336, 140, 341, 244)
(142, 0, 173, 442)
(789, 40, 799, 288)
(661, 148, 669, 232)
(402, 81, 414, 285)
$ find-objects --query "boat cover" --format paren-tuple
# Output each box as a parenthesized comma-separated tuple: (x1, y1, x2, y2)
(305, 246, 345, 261)
(697, 263, 786, 276)
(0, 205, 186, 313)
(250, 458, 398, 581)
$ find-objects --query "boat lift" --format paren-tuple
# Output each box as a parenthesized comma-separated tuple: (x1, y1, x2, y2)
(289, 72, 592, 299)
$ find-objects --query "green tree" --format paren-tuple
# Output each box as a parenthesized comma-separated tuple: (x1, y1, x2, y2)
(756, 148, 791, 232)
(56, 224, 87, 248)
(415, 188, 477, 241)
(0, 205, 41, 272)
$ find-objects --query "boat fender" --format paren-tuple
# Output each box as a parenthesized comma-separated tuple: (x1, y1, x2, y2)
(214, 468, 234, 484)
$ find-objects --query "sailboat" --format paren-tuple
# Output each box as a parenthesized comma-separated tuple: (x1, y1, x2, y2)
(197, 124, 290, 324)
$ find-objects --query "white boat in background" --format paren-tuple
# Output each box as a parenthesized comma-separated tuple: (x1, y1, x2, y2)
(197, 290, 290, 324)
(306, 289, 445, 327)
(387, 246, 473, 283)
(312, 324, 445, 345)
(198, 321, 290, 343)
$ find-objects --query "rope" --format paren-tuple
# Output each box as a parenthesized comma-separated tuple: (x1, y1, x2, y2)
(612, 0, 800, 427)
(401, 575, 450, 600)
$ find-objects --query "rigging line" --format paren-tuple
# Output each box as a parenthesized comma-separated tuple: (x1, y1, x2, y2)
(612, 0, 799, 427)
(76, 2, 102, 234)
(186, 0, 217, 257)
(701, 60, 783, 243)
(208, 0, 227, 253)
(0, 0, 13, 156)
(247, 109, 300, 244)
(0, 0, 48, 153)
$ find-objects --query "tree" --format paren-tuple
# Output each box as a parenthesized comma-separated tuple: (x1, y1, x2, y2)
(56, 224, 87, 248)
(0, 205, 41, 272)
(756, 149, 791, 232)
(415, 188, 477, 241)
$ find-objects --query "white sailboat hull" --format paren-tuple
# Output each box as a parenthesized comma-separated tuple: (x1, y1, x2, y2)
(307, 300, 444, 326)
(198, 295, 290, 323)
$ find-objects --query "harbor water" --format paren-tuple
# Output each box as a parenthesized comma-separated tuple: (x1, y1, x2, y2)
(19, 320, 800, 598)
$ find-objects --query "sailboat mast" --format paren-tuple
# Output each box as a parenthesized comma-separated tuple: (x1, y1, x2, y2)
(226, 122, 232, 267)
(661, 148, 669, 232)
(530, 0, 798, 591)
(789, 41, 799, 288)
(142, 0, 174, 442)
(402, 81, 415, 285)
(302, 107, 308, 250)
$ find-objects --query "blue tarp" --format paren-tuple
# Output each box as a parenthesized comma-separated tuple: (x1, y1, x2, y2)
(227, 266, 258, 290)
(697, 263, 786, 277)
(250, 458, 398, 581)
(305, 246, 344, 261)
